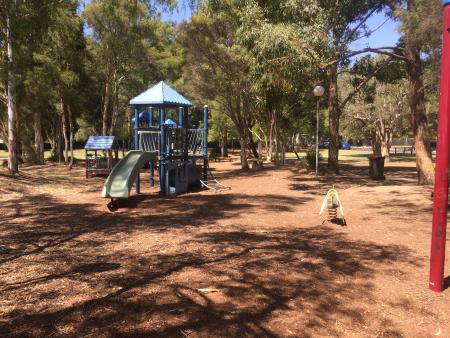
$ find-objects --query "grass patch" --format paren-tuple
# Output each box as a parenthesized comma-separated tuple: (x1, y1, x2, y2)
(285, 149, 373, 162)
(389, 155, 416, 162)
(0, 148, 425, 164)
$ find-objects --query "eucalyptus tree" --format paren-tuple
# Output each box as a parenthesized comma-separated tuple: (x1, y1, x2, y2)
(234, 0, 388, 173)
(83, 0, 177, 136)
(1, 0, 19, 173)
(0, 0, 64, 172)
(343, 0, 442, 183)
(209, 105, 234, 157)
(298, 0, 387, 173)
(379, 0, 441, 184)
(181, 1, 258, 169)
(237, 2, 319, 164)
(342, 76, 410, 160)
(26, 0, 85, 166)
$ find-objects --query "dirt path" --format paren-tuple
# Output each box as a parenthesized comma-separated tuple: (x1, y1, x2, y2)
(0, 159, 448, 337)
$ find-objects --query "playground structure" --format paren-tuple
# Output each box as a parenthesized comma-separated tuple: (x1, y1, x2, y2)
(429, 0, 450, 293)
(85, 136, 119, 178)
(102, 81, 209, 209)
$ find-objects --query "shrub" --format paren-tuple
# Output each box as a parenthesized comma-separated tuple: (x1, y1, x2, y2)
(298, 150, 322, 171)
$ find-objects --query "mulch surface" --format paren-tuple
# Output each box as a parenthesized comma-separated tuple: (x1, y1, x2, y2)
(0, 158, 448, 337)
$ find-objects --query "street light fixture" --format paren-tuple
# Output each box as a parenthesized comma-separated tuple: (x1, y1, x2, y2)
(313, 85, 325, 176)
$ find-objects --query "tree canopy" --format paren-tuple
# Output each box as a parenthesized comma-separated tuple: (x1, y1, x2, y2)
(0, 0, 444, 184)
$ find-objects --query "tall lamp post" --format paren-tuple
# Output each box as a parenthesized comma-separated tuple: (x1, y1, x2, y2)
(313, 85, 325, 176)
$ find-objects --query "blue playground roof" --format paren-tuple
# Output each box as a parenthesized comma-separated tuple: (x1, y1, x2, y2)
(85, 136, 118, 150)
(129, 81, 193, 107)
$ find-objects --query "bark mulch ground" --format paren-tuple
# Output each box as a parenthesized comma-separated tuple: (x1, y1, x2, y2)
(0, 159, 448, 337)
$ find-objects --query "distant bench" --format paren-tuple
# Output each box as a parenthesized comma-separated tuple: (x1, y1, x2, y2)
(391, 146, 415, 155)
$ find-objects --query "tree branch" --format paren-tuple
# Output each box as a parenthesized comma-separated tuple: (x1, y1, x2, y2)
(339, 61, 391, 111)
(349, 17, 391, 45)
(382, 0, 401, 12)
(343, 6, 381, 45)
(345, 47, 408, 62)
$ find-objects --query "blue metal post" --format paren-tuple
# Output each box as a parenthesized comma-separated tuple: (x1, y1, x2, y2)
(134, 106, 140, 194)
(184, 107, 189, 128)
(178, 107, 183, 127)
(149, 107, 153, 127)
(183, 106, 189, 158)
(159, 105, 166, 195)
(203, 105, 209, 182)
(149, 107, 154, 187)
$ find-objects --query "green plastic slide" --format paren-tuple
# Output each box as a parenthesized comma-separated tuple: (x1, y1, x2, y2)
(102, 150, 158, 199)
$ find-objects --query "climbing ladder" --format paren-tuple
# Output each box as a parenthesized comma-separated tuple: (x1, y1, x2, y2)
(200, 164, 230, 192)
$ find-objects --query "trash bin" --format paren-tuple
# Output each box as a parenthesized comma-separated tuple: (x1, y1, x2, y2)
(368, 156, 385, 180)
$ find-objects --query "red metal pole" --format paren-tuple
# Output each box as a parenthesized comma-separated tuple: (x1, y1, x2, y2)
(429, 2, 450, 293)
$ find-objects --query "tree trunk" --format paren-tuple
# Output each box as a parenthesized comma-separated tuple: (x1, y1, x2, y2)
(261, 127, 269, 159)
(109, 79, 119, 136)
(406, 47, 434, 185)
(102, 81, 110, 136)
(269, 109, 280, 164)
(239, 132, 249, 170)
(372, 128, 382, 156)
(220, 130, 228, 157)
(68, 105, 74, 169)
(268, 118, 274, 162)
(46, 119, 62, 161)
(33, 111, 44, 165)
(48, 135, 57, 159)
(380, 128, 391, 160)
(223, 130, 228, 157)
(380, 140, 390, 160)
(280, 136, 286, 165)
(7, 5, 18, 175)
(328, 63, 340, 173)
(375, 119, 391, 160)
(61, 100, 69, 165)
(248, 132, 259, 159)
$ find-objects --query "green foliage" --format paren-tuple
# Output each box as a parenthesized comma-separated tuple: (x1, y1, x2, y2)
(298, 149, 321, 171)
(340, 55, 411, 145)
(82, 0, 184, 136)
(0, 0, 443, 169)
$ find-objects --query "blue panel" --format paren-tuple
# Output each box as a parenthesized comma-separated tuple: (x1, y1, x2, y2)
(129, 81, 192, 107)
(445, 0, 450, 5)
(165, 118, 177, 126)
(131, 111, 152, 124)
(85, 136, 118, 150)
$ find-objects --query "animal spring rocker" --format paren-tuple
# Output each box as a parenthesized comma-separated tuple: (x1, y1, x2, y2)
(319, 186, 346, 226)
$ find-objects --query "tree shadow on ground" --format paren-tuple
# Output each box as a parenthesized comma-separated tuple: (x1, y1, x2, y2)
(0, 187, 422, 337)
(445, 276, 450, 290)
(0, 189, 312, 264)
(287, 163, 419, 195)
(0, 164, 103, 194)
(209, 162, 296, 181)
